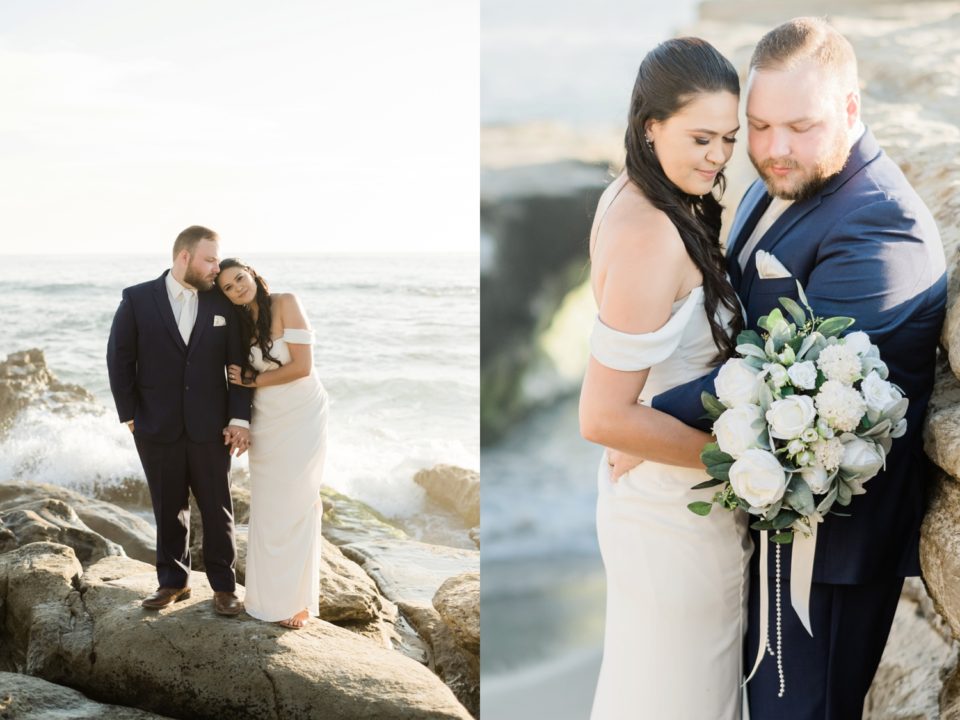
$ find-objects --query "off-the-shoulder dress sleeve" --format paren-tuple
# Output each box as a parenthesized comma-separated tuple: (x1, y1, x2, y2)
(589, 288, 703, 372)
(282, 328, 315, 345)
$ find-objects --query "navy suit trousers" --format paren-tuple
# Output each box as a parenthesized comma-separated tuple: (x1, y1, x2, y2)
(134, 433, 236, 592)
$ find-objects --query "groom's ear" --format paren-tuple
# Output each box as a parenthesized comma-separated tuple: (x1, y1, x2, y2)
(843, 90, 860, 129)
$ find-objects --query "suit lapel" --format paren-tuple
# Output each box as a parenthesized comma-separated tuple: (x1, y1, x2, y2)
(153, 272, 187, 353)
(726, 181, 772, 291)
(189, 291, 213, 357)
(740, 195, 823, 300)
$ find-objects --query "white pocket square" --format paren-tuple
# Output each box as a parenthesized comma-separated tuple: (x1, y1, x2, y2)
(213, 315, 226, 327)
(755, 250, 791, 279)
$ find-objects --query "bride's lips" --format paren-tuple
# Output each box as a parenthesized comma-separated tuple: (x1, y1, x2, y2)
(697, 169, 718, 180)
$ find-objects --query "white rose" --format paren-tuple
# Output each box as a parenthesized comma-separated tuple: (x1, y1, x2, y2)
(764, 363, 789, 388)
(801, 428, 819, 443)
(861, 371, 902, 414)
(800, 464, 832, 494)
(840, 437, 884, 479)
(843, 331, 873, 357)
(766, 395, 817, 440)
(787, 361, 818, 390)
(716, 359, 763, 408)
(714, 404, 765, 459)
(729, 449, 787, 509)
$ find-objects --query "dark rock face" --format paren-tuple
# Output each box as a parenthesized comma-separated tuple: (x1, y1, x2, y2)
(0, 671, 175, 719)
(481, 161, 609, 443)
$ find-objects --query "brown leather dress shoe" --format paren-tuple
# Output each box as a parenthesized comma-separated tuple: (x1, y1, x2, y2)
(141, 586, 191, 609)
(213, 591, 244, 616)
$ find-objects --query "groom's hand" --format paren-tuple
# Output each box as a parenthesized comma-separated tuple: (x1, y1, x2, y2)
(224, 425, 250, 457)
(606, 448, 645, 481)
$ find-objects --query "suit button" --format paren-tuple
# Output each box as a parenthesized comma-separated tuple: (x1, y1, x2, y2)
(185, 386, 190, 390)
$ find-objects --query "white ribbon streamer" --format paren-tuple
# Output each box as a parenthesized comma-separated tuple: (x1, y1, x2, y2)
(744, 524, 818, 688)
(744, 530, 768, 685)
(790, 521, 818, 636)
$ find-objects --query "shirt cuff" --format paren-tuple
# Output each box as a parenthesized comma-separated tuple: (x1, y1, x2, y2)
(228, 419, 250, 429)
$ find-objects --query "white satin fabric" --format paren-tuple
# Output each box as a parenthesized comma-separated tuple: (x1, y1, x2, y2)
(244, 328, 328, 622)
(590, 288, 752, 720)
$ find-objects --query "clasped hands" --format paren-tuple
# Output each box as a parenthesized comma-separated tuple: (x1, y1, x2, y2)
(227, 364, 258, 388)
(606, 448, 645, 481)
(224, 425, 250, 457)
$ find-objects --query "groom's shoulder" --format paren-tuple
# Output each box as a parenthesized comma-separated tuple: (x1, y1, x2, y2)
(122, 274, 164, 299)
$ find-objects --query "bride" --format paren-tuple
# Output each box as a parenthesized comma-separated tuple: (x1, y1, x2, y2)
(217, 259, 328, 629)
(579, 38, 752, 719)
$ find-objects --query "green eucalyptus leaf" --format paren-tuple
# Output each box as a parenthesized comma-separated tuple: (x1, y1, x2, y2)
(737, 344, 769, 360)
(691, 478, 725, 490)
(737, 330, 764, 348)
(707, 462, 733, 482)
(701, 392, 727, 420)
(836, 481, 853, 506)
(818, 317, 856, 338)
(701, 448, 734, 466)
(796, 281, 813, 314)
(779, 297, 807, 326)
(816, 486, 839, 514)
(771, 532, 794, 544)
(688, 501, 713, 516)
(772, 509, 800, 529)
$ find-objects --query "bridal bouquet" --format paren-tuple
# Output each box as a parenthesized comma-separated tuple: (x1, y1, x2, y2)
(688, 283, 908, 542)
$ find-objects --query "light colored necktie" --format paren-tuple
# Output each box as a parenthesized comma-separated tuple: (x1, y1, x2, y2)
(177, 290, 196, 344)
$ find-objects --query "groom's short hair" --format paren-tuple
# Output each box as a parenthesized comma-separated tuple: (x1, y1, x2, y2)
(172, 225, 219, 260)
(750, 17, 858, 92)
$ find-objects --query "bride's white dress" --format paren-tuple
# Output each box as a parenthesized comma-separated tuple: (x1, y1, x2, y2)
(590, 287, 752, 720)
(243, 327, 328, 621)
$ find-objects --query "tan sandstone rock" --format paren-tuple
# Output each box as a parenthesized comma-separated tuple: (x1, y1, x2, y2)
(0, 544, 472, 720)
(415, 465, 480, 527)
(433, 571, 480, 655)
(0, 498, 124, 566)
(0, 482, 156, 564)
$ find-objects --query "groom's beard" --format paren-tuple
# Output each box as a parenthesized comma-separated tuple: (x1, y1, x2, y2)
(183, 262, 216, 292)
(750, 129, 851, 202)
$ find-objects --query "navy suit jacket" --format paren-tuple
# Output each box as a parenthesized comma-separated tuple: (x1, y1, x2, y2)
(107, 271, 253, 443)
(652, 128, 947, 583)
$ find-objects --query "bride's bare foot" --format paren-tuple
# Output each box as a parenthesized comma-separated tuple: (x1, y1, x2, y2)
(278, 609, 309, 629)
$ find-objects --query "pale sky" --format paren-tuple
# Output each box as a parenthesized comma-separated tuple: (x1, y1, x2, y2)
(0, 0, 479, 255)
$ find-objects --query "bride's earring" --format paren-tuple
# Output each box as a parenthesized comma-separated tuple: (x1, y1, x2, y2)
(645, 136, 654, 150)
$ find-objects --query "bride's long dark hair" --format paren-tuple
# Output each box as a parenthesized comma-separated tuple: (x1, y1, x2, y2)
(218, 258, 282, 377)
(624, 37, 744, 361)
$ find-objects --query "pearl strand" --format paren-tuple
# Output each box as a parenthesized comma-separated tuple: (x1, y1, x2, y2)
(775, 542, 785, 698)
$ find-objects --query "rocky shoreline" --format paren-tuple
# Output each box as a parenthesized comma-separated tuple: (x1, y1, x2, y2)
(0, 349, 479, 719)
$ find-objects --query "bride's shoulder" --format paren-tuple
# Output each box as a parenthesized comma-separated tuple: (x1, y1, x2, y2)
(600, 187, 684, 264)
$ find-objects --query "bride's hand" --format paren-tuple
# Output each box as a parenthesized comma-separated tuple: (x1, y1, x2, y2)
(607, 448, 645, 481)
(228, 364, 258, 388)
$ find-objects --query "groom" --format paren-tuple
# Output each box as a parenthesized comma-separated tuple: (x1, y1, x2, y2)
(107, 225, 253, 616)
(617, 18, 946, 719)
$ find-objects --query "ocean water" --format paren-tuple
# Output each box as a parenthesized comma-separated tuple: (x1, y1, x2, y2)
(0, 253, 478, 546)
(482, 0, 699, 127)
